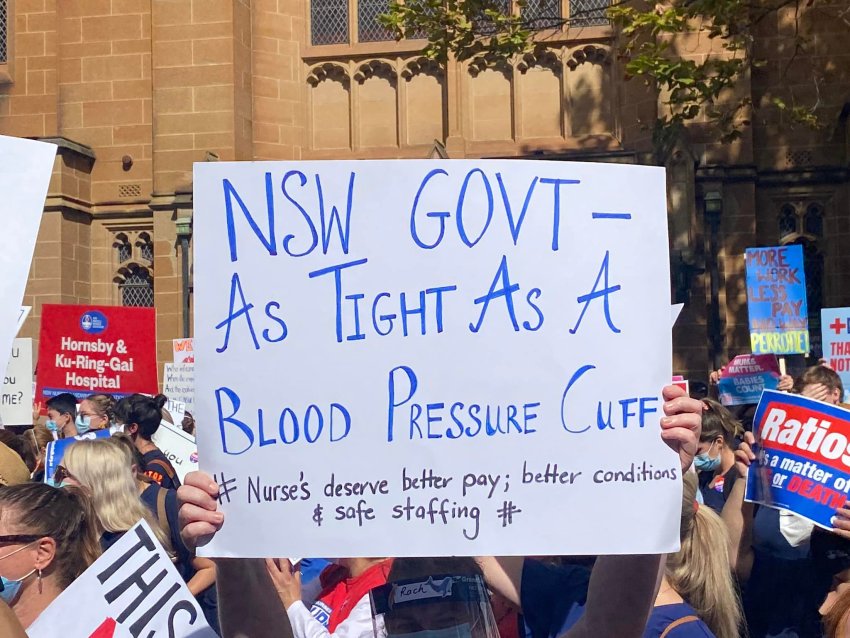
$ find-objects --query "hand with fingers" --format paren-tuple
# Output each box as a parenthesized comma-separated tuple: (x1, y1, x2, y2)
(660, 384, 704, 473)
(266, 558, 302, 609)
(177, 471, 225, 551)
(777, 374, 794, 392)
(802, 383, 832, 403)
(831, 502, 850, 541)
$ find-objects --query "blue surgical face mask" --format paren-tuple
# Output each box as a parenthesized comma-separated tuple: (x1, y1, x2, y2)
(0, 543, 36, 605)
(694, 442, 722, 472)
(0, 573, 31, 604)
(75, 415, 91, 435)
(45, 420, 58, 433)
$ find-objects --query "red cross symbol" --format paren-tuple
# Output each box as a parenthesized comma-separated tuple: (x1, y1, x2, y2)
(830, 317, 848, 334)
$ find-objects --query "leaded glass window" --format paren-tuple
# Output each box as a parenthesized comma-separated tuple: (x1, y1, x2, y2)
(358, 0, 393, 42)
(0, 0, 7, 64)
(570, 0, 608, 27)
(312, 0, 349, 45)
(119, 266, 154, 308)
(523, 0, 562, 29)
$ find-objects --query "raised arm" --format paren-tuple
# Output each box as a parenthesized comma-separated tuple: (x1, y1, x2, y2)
(475, 556, 524, 608)
(178, 472, 291, 638)
(566, 385, 702, 638)
(721, 432, 756, 581)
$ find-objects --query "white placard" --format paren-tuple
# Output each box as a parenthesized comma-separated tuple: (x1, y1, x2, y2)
(0, 137, 56, 388)
(173, 337, 195, 363)
(2, 338, 33, 425)
(164, 362, 195, 413)
(193, 159, 677, 558)
(152, 419, 198, 484)
(16, 306, 31, 335)
(28, 519, 218, 638)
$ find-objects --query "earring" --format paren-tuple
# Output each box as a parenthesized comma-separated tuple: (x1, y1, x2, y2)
(37, 568, 43, 594)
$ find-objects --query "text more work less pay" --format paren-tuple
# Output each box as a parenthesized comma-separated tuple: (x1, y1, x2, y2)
(747, 246, 809, 355)
(210, 166, 657, 454)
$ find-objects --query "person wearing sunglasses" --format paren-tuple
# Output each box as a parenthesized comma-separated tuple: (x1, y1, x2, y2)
(0, 483, 101, 628)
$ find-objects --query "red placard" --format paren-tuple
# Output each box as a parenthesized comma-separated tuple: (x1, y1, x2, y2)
(36, 304, 158, 401)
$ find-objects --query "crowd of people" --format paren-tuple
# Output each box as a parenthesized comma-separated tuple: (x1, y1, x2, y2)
(2, 366, 850, 637)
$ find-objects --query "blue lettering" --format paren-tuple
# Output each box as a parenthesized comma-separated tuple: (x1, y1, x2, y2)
(496, 173, 538, 244)
(223, 174, 277, 262)
(466, 405, 482, 437)
(570, 251, 622, 335)
(523, 402, 539, 433)
(410, 169, 450, 249)
(426, 402, 444, 439)
(388, 365, 417, 442)
(447, 402, 465, 439)
(469, 255, 521, 333)
(308, 258, 369, 343)
(523, 288, 544, 331)
(279, 408, 299, 444)
(215, 387, 254, 455)
(263, 301, 288, 344)
(346, 293, 366, 341)
(316, 172, 355, 255)
(329, 403, 351, 442)
(456, 169, 494, 248)
(372, 292, 395, 336)
(215, 272, 260, 353)
(561, 364, 596, 434)
(258, 408, 276, 447)
(539, 178, 579, 251)
(410, 404, 423, 439)
(304, 404, 324, 443)
(280, 170, 319, 257)
(620, 397, 638, 428)
(400, 290, 427, 337)
(639, 397, 658, 427)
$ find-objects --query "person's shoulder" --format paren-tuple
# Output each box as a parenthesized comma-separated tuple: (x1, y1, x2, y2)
(646, 604, 715, 638)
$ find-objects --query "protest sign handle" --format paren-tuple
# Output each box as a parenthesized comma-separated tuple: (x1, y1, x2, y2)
(779, 357, 787, 377)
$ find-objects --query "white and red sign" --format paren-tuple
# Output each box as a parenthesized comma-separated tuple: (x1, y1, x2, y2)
(36, 304, 158, 401)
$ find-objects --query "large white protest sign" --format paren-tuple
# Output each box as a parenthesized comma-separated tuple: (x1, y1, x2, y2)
(0, 136, 56, 384)
(28, 519, 218, 638)
(2, 338, 33, 425)
(152, 419, 199, 484)
(193, 159, 676, 558)
(164, 362, 195, 412)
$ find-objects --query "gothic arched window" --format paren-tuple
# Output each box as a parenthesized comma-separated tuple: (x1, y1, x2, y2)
(118, 265, 154, 308)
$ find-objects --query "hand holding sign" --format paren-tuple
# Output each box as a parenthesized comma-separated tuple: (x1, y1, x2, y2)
(177, 473, 225, 551)
(659, 384, 703, 473)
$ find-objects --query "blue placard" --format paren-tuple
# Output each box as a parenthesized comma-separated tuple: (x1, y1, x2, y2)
(746, 390, 850, 528)
(718, 372, 779, 406)
(746, 245, 809, 355)
(43, 429, 112, 486)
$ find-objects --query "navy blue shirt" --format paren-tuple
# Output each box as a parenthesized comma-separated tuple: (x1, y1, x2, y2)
(743, 506, 819, 638)
(644, 603, 714, 637)
(519, 559, 591, 638)
(142, 448, 181, 490)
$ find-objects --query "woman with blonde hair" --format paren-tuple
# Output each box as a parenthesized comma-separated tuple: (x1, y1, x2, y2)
(56, 437, 171, 553)
(63, 435, 220, 632)
(651, 471, 743, 638)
